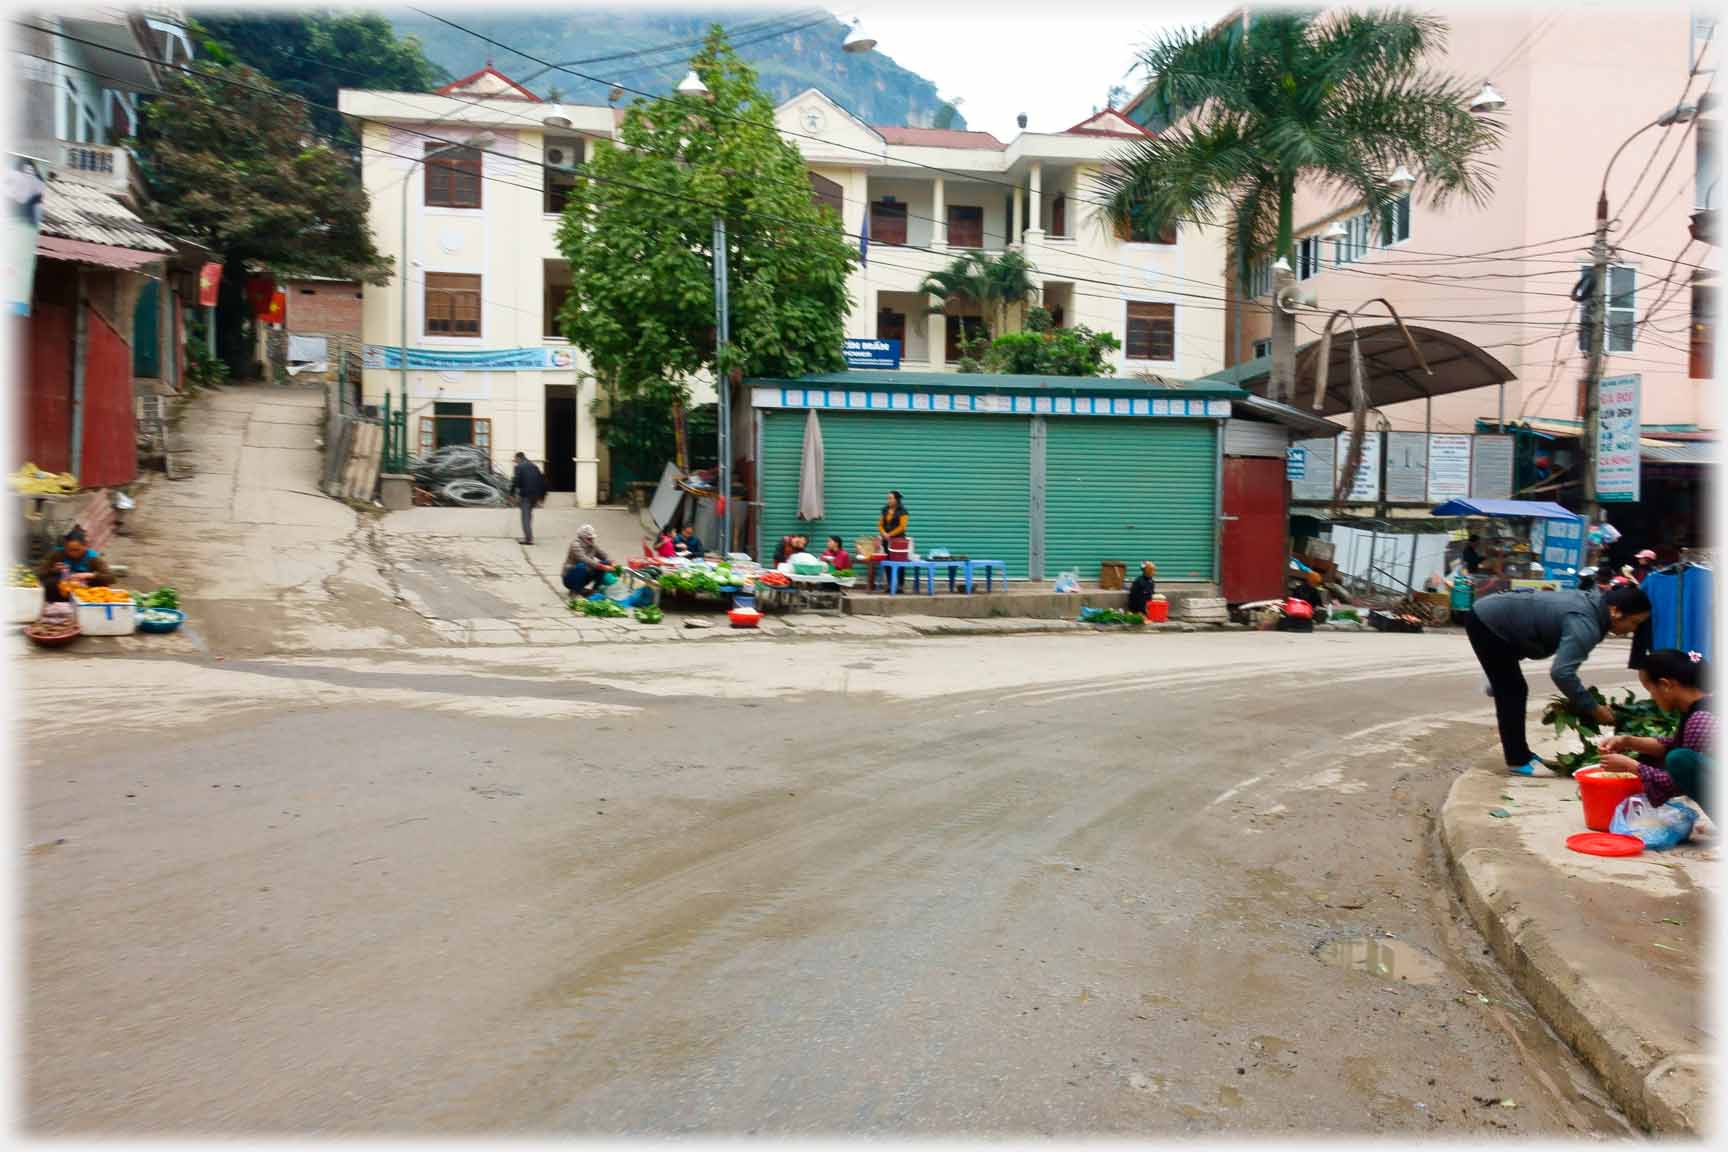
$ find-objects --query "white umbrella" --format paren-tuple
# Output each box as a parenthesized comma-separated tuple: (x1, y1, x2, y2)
(798, 409, 824, 520)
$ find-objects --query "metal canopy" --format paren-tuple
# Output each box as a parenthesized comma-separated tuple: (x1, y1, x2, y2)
(1198, 325, 1516, 417)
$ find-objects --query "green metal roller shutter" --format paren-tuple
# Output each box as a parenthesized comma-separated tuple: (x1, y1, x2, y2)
(1043, 418, 1218, 582)
(759, 410, 1033, 577)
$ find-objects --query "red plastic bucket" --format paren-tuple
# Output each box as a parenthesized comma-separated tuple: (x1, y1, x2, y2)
(1575, 767, 1646, 832)
(1145, 600, 1169, 623)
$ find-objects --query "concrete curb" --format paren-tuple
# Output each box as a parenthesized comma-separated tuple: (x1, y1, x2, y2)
(1439, 767, 1710, 1135)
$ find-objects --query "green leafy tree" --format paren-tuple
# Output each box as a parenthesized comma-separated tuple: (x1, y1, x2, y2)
(193, 11, 447, 151)
(134, 61, 391, 375)
(920, 250, 1040, 343)
(984, 309, 1121, 377)
(556, 27, 855, 461)
(1094, 9, 1501, 280)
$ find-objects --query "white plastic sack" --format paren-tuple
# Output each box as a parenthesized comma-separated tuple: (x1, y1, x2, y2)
(1053, 570, 1081, 594)
(1610, 795, 1697, 850)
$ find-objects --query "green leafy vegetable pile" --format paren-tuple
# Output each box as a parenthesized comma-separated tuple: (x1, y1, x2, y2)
(133, 587, 179, 610)
(633, 604, 664, 624)
(570, 597, 628, 618)
(658, 569, 722, 597)
(1540, 687, 1680, 776)
(1085, 608, 1146, 627)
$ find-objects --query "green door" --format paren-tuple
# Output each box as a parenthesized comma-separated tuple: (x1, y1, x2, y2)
(759, 410, 1033, 577)
(132, 279, 160, 378)
(1043, 418, 1218, 582)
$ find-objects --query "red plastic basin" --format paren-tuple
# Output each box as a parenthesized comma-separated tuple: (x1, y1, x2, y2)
(1145, 600, 1169, 623)
(1575, 766, 1646, 832)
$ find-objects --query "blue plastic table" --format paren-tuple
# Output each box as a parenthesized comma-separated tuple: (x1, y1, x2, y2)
(964, 559, 1007, 593)
(880, 559, 936, 596)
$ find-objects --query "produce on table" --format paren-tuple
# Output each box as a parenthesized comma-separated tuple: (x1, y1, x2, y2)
(1541, 688, 1681, 776)
(12, 564, 40, 588)
(831, 569, 855, 580)
(633, 605, 664, 624)
(70, 586, 133, 604)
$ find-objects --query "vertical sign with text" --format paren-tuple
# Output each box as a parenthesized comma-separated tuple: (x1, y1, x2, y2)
(1596, 373, 1641, 503)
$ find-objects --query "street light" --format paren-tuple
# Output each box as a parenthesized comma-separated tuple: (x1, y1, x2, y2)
(842, 17, 877, 54)
(1578, 99, 1699, 524)
(676, 69, 709, 97)
(1469, 81, 1506, 114)
(400, 133, 495, 416)
(1322, 220, 1348, 240)
(542, 114, 574, 130)
(1388, 164, 1416, 195)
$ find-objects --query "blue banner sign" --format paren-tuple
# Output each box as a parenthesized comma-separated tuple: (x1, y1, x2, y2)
(842, 337, 901, 370)
(1285, 445, 1306, 480)
(362, 345, 577, 372)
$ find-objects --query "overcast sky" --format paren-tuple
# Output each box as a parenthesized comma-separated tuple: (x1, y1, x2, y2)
(850, 1, 1235, 139)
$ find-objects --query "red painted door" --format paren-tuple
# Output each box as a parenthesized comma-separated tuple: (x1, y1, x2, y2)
(1221, 456, 1288, 603)
(80, 302, 137, 488)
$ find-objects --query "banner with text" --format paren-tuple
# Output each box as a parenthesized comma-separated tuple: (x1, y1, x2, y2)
(842, 337, 901, 369)
(1426, 434, 1473, 502)
(362, 345, 578, 372)
(1596, 373, 1641, 503)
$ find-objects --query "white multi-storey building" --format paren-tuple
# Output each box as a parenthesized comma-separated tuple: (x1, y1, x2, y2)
(341, 68, 1229, 506)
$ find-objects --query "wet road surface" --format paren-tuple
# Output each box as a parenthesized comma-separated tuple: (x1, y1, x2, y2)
(22, 631, 1636, 1135)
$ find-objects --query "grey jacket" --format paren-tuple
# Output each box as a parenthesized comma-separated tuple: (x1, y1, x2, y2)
(1473, 588, 1609, 712)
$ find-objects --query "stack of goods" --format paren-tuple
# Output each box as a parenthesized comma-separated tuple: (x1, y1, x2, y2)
(1179, 596, 1228, 625)
(409, 445, 511, 507)
(8, 463, 79, 496)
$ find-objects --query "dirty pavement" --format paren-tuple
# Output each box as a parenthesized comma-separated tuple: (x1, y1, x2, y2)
(17, 383, 1689, 1136)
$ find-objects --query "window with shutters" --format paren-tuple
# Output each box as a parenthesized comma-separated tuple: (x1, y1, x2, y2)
(1692, 284, 1715, 378)
(869, 197, 908, 245)
(809, 171, 843, 218)
(1297, 236, 1321, 280)
(1125, 301, 1176, 361)
(948, 204, 984, 248)
(1577, 264, 1637, 353)
(425, 143, 483, 209)
(1379, 193, 1411, 246)
(1252, 338, 1272, 359)
(1246, 259, 1272, 299)
(425, 273, 482, 337)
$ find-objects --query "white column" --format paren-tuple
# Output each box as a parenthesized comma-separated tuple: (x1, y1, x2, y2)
(575, 372, 600, 507)
(932, 176, 946, 249)
(1011, 184, 1024, 248)
(1026, 162, 1043, 241)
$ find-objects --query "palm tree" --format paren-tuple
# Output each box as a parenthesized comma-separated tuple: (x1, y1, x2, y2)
(920, 250, 1040, 341)
(1094, 9, 1502, 282)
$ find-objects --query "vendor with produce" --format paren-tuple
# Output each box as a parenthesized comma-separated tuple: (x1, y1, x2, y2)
(1467, 584, 1652, 777)
(1598, 649, 1714, 816)
(1126, 561, 1157, 615)
(820, 536, 852, 573)
(675, 524, 705, 559)
(562, 525, 616, 596)
(36, 528, 115, 602)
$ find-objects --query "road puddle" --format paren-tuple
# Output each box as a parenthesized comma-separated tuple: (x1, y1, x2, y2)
(1314, 936, 1445, 985)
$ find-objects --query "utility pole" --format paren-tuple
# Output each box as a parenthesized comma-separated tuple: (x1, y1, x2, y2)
(713, 216, 731, 554)
(1580, 193, 1610, 528)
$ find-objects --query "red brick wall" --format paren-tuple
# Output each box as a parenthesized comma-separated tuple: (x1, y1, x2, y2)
(284, 279, 363, 337)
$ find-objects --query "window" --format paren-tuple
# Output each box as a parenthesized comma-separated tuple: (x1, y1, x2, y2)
(1252, 338, 1272, 359)
(1332, 211, 1373, 265)
(809, 171, 843, 218)
(425, 273, 482, 337)
(1247, 259, 1272, 299)
(877, 308, 906, 344)
(544, 282, 570, 340)
(1297, 236, 1321, 280)
(869, 197, 908, 245)
(1577, 265, 1637, 353)
(419, 405, 492, 453)
(1698, 120, 1718, 211)
(543, 138, 584, 214)
(1125, 301, 1175, 361)
(1691, 284, 1714, 379)
(948, 205, 984, 248)
(425, 143, 483, 209)
(1050, 194, 1067, 237)
(1379, 193, 1411, 246)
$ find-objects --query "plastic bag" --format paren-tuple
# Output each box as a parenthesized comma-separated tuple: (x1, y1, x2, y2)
(1053, 570, 1081, 594)
(1610, 795, 1697, 850)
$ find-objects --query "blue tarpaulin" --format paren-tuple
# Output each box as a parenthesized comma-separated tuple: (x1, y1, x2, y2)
(1429, 498, 1580, 521)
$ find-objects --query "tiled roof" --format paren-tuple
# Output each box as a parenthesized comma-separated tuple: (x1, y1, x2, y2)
(871, 125, 1005, 150)
(39, 176, 173, 254)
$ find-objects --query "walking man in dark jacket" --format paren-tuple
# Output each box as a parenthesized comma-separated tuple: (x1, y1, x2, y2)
(509, 452, 548, 545)
(1467, 584, 1652, 776)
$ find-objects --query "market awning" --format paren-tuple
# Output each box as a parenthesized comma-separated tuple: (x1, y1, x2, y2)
(1430, 498, 1580, 520)
(1232, 393, 1341, 438)
(1195, 325, 1516, 417)
(36, 234, 166, 271)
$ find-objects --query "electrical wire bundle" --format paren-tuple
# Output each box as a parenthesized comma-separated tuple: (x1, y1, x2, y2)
(409, 445, 511, 506)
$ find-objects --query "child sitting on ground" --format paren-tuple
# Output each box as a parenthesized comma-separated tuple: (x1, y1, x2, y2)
(1599, 648, 1714, 818)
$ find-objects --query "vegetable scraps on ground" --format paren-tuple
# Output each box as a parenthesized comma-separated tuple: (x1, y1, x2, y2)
(1541, 687, 1681, 776)
(570, 597, 627, 618)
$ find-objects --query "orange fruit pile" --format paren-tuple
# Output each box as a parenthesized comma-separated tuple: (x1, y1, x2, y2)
(71, 587, 133, 604)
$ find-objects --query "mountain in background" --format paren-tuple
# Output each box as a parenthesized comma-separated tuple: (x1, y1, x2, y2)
(385, 8, 964, 129)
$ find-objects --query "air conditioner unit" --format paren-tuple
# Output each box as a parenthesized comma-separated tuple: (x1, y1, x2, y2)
(546, 147, 569, 168)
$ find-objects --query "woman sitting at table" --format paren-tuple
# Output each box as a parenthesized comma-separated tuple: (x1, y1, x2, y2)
(820, 535, 852, 573)
(37, 527, 115, 602)
(772, 532, 809, 566)
(878, 490, 909, 557)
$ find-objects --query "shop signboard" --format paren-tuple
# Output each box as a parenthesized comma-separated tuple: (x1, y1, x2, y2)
(1427, 434, 1472, 502)
(1471, 433, 1515, 499)
(1285, 445, 1306, 481)
(1336, 430, 1382, 502)
(1384, 431, 1429, 502)
(1289, 437, 1336, 503)
(842, 337, 901, 369)
(1532, 515, 1585, 582)
(1596, 373, 1641, 503)
(362, 345, 578, 371)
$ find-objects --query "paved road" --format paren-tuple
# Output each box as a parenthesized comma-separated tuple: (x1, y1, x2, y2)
(21, 630, 1637, 1136)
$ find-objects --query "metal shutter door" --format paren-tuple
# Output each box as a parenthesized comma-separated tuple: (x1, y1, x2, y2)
(1043, 418, 1218, 582)
(1223, 418, 1288, 458)
(759, 410, 1033, 577)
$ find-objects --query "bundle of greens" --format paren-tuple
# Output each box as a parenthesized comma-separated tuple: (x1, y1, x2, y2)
(633, 604, 664, 624)
(1083, 608, 1146, 627)
(1540, 687, 1680, 776)
(571, 597, 628, 618)
(132, 587, 180, 610)
(658, 569, 721, 597)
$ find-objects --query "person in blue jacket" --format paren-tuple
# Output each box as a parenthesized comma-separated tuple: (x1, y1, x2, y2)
(1468, 583, 1652, 776)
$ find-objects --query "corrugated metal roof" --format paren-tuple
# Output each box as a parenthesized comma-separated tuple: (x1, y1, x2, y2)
(871, 126, 1006, 150)
(1642, 439, 1716, 465)
(39, 176, 173, 253)
(36, 234, 165, 270)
